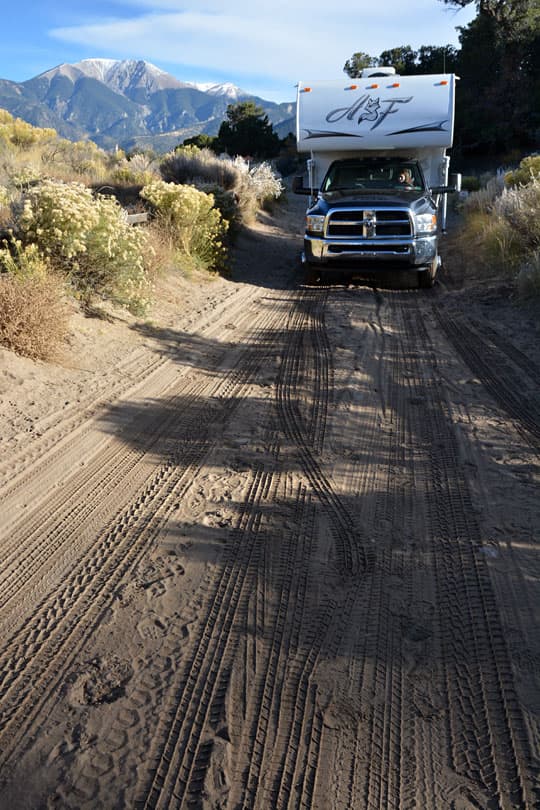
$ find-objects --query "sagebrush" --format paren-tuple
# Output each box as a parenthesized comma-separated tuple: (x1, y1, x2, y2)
(160, 146, 239, 191)
(159, 146, 284, 225)
(140, 180, 228, 272)
(14, 179, 151, 313)
(0, 271, 70, 360)
(454, 159, 540, 296)
(0, 109, 287, 361)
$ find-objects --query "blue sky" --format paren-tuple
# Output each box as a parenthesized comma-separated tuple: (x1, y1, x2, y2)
(1, 0, 476, 102)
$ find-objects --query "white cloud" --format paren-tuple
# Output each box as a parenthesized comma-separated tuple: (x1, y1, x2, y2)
(51, 1, 475, 100)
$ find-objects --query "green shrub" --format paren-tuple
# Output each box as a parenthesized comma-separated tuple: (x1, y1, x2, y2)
(505, 155, 540, 187)
(461, 175, 481, 192)
(197, 183, 240, 229)
(0, 111, 115, 188)
(140, 180, 228, 272)
(15, 179, 151, 312)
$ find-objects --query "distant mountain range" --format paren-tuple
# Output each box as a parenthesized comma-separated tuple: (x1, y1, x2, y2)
(0, 58, 296, 152)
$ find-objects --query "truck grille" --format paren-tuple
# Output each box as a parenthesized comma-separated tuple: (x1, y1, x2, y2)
(327, 208, 412, 239)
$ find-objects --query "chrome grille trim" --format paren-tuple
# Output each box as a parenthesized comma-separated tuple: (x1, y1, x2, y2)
(326, 207, 412, 239)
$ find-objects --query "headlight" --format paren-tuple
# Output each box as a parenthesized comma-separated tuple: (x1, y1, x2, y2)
(306, 214, 325, 233)
(414, 213, 437, 233)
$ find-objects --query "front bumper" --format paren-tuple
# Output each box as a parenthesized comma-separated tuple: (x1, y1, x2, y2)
(304, 234, 437, 267)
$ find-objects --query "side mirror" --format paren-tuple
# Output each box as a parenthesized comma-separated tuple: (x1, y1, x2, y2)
(292, 175, 312, 195)
(449, 172, 462, 192)
(431, 174, 462, 195)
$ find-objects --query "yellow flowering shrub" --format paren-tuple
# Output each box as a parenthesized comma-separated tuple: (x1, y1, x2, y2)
(19, 181, 100, 263)
(110, 166, 156, 186)
(10, 166, 42, 189)
(0, 111, 56, 149)
(15, 179, 151, 312)
(140, 180, 228, 271)
(0, 239, 51, 277)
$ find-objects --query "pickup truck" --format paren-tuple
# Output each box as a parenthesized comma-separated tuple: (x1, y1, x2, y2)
(296, 155, 442, 287)
(294, 70, 459, 287)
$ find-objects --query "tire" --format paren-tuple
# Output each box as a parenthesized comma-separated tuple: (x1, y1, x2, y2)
(303, 264, 319, 285)
(418, 256, 438, 289)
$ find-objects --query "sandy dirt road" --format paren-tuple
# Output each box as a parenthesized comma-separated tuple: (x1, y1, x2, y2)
(0, 194, 539, 809)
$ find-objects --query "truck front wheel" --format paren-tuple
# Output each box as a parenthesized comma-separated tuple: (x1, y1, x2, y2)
(418, 257, 438, 289)
(304, 264, 319, 285)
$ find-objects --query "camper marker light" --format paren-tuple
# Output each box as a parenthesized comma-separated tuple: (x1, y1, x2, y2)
(348, 84, 358, 90)
(367, 83, 379, 89)
(306, 214, 325, 233)
(302, 87, 312, 92)
(390, 82, 400, 87)
(439, 80, 449, 85)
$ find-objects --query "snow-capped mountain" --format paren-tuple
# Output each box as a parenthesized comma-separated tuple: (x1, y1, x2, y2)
(38, 60, 250, 105)
(0, 59, 295, 151)
(38, 59, 193, 96)
(188, 81, 248, 101)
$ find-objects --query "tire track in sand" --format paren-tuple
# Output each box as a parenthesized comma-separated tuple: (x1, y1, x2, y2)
(0, 287, 294, 776)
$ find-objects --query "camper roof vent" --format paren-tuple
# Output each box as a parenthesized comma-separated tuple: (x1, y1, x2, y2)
(360, 67, 397, 78)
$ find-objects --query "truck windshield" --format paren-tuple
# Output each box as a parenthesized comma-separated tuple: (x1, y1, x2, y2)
(322, 161, 423, 192)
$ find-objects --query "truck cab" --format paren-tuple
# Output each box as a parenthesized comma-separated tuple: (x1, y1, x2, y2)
(302, 156, 439, 287)
(294, 69, 458, 287)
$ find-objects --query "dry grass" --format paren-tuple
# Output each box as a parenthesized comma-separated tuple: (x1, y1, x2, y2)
(444, 172, 540, 294)
(517, 252, 540, 299)
(0, 272, 70, 360)
(0, 203, 12, 229)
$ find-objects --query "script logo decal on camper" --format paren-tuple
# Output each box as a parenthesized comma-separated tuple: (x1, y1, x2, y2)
(326, 94, 413, 131)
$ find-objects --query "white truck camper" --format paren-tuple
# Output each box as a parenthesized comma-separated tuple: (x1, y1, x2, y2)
(294, 67, 459, 286)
